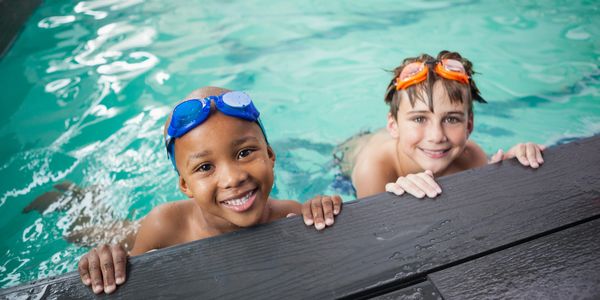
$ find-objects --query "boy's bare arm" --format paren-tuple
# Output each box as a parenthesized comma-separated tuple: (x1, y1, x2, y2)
(268, 199, 302, 219)
(129, 203, 181, 255)
(464, 140, 489, 168)
(78, 203, 182, 294)
(352, 158, 395, 198)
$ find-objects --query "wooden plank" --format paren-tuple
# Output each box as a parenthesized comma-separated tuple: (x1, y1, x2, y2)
(1, 136, 600, 299)
(369, 279, 442, 300)
(429, 218, 600, 299)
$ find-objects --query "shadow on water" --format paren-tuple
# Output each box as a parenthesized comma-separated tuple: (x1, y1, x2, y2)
(479, 67, 600, 120)
(22, 180, 138, 251)
(269, 137, 357, 200)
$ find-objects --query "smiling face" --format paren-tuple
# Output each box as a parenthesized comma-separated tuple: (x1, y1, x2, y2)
(387, 80, 473, 175)
(174, 110, 275, 229)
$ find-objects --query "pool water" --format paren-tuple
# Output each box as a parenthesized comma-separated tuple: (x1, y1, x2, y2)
(1, 0, 598, 288)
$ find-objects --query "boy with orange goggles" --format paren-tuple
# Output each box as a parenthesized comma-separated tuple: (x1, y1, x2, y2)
(396, 59, 469, 89)
(335, 50, 544, 199)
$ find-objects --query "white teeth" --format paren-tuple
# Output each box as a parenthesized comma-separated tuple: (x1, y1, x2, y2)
(223, 191, 252, 206)
(424, 149, 447, 154)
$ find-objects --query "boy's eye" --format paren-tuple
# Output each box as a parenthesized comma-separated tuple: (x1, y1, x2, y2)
(238, 149, 254, 159)
(444, 116, 462, 124)
(196, 164, 213, 173)
(412, 116, 426, 123)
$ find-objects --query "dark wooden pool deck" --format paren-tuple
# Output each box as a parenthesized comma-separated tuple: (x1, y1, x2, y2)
(1, 135, 600, 299)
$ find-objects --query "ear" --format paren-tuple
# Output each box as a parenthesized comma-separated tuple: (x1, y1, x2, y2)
(266, 145, 276, 166)
(386, 112, 400, 138)
(178, 176, 193, 198)
(467, 112, 474, 136)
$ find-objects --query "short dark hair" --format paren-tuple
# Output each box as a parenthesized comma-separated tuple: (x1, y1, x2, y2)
(384, 50, 485, 118)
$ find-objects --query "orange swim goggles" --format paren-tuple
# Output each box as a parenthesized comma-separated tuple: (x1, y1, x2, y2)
(395, 59, 470, 90)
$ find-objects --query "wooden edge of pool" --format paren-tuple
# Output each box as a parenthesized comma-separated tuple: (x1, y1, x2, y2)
(2, 135, 600, 299)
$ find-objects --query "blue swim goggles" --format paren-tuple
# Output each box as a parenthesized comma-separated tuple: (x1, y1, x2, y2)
(164, 91, 268, 172)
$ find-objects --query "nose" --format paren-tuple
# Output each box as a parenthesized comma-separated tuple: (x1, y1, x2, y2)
(217, 162, 249, 189)
(426, 122, 447, 143)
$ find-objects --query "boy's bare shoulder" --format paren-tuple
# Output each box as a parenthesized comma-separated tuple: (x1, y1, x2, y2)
(131, 200, 194, 255)
(352, 134, 398, 198)
(143, 200, 193, 227)
(355, 130, 395, 167)
(267, 198, 301, 220)
(460, 140, 488, 168)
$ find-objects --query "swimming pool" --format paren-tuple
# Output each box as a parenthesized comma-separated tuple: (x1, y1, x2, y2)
(0, 0, 598, 288)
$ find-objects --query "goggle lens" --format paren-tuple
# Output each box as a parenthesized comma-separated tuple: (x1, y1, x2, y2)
(399, 62, 425, 82)
(222, 91, 251, 107)
(441, 59, 466, 73)
(172, 100, 205, 129)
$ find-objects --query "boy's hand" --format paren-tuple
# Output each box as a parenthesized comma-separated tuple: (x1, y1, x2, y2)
(301, 195, 342, 230)
(385, 170, 442, 198)
(78, 244, 128, 294)
(489, 143, 545, 168)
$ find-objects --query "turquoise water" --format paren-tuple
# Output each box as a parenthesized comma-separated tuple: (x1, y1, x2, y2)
(0, 0, 598, 288)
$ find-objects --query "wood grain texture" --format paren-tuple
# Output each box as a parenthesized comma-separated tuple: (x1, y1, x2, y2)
(370, 279, 442, 300)
(1, 135, 600, 299)
(429, 218, 600, 300)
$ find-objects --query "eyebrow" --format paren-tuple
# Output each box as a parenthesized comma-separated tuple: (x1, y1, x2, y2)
(187, 150, 212, 168)
(231, 136, 260, 147)
(444, 111, 465, 115)
(406, 110, 465, 115)
(406, 110, 431, 114)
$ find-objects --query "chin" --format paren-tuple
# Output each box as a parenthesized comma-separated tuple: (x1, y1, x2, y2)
(230, 214, 263, 228)
(418, 161, 449, 175)
(230, 205, 266, 227)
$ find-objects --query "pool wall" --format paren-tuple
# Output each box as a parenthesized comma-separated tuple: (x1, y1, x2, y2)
(0, 0, 41, 57)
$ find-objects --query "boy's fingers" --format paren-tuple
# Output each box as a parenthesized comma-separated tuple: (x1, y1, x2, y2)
(87, 249, 104, 294)
(385, 182, 405, 196)
(78, 255, 91, 286)
(98, 245, 116, 294)
(406, 174, 438, 198)
(505, 144, 520, 159)
(310, 196, 325, 230)
(424, 170, 434, 177)
(416, 172, 441, 194)
(397, 177, 425, 198)
(111, 245, 127, 285)
(332, 195, 342, 215)
(517, 154, 530, 166)
(526, 143, 539, 168)
(535, 146, 544, 164)
(321, 197, 334, 226)
(301, 202, 313, 226)
(286, 213, 297, 218)
(489, 149, 503, 164)
(515, 144, 529, 166)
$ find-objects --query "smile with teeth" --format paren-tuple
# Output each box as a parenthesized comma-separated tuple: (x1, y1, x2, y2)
(220, 189, 257, 212)
(420, 147, 450, 158)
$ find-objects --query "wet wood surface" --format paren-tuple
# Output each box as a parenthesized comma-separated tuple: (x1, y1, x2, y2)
(1, 135, 599, 299)
(429, 218, 600, 299)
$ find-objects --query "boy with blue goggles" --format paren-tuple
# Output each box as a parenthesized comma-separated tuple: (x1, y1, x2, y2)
(77, 87, 343, 295)
(164, 91, 268, 172)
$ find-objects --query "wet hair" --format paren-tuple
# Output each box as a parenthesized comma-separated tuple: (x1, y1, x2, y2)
(384, 50, 485, 118)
